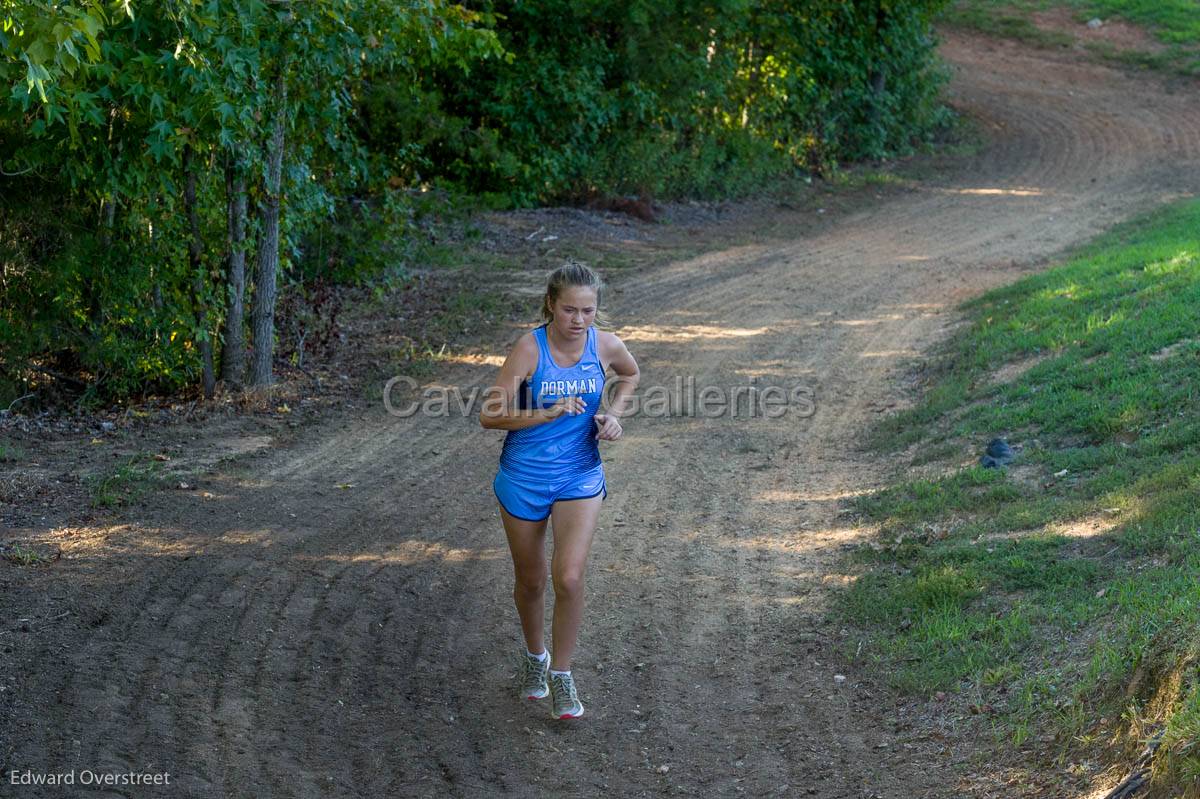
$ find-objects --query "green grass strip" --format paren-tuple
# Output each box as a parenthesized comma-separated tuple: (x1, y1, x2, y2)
(840, 198, 1200, 787)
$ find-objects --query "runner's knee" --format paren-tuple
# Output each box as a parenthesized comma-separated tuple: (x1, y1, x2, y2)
(552, 569, 585, 599)
(515, 570, 546, 597)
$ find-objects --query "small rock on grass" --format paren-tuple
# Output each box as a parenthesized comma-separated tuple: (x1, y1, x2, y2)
(980, 437, 1015, 468)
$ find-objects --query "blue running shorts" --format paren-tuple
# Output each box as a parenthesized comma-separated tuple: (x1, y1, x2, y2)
(493, 463, 607, 522)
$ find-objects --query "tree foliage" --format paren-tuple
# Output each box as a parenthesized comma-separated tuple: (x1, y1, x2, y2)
(1, 0, 949, 405)
(358, 0, 951, 204)
(1, 0, 500, 400)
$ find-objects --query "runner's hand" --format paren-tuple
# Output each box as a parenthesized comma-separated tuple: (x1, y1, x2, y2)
(547, 395, 586, 418)
(594, 413, 622, 441)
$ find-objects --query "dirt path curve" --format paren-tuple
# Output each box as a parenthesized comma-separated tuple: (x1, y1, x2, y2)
(7, 32, 1200, 799)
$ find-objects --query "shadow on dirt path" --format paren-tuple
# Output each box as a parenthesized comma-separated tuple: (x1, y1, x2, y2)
(4, 31, 1200, 799)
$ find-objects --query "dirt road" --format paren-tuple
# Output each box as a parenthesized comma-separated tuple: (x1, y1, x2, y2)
(6, 31, 1200, 799)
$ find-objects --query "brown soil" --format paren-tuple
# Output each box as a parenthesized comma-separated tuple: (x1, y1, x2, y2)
(5, 30, 1200, 799)
(1031, 7, 1169, 54)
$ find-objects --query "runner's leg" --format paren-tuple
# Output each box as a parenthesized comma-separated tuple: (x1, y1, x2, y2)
(548, 494, 603, 671)
(499, 503, 550, 654)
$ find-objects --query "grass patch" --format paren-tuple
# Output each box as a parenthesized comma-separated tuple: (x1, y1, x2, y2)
(944, 1, 1077, 48)
(840, 198, 1200, 790)
(1, 543, 54, 566)
(87, 455, 164, 509)
(943, 0, 1200, 76)
(0, 441, 25, 463)
(1083, 0, 1200, 45)
(362, 273, 530, 405)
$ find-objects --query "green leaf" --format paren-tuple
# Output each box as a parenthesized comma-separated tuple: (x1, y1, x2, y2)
(25, 38, 53, 65)
(25, 62, 51, 102)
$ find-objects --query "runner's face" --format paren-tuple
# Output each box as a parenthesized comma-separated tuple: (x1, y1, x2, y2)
(550, 287, 597, 340)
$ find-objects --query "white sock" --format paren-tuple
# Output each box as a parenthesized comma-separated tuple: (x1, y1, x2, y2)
(549, 668, 571, 677)
(527, 648, 548, 662)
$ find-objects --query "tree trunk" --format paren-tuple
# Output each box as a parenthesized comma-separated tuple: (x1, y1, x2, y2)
(742, 38, 755, 129)
(249, 70, 287, 388)
(868, 68, 886, 126)
(220, 152, 248, 387)
(150, 195, 163, 311)
(100, 196, 116, 242)
(184, 143, 216, 399)
(84, 198, 116, 330)
(869, 5, 889, 133)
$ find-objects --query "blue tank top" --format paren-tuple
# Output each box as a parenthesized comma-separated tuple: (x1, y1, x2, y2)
(498, 324, 605, 481)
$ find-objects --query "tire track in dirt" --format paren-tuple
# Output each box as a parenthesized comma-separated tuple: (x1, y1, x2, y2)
(575, 249, 959, 797)
(6, 30, 1200, 799)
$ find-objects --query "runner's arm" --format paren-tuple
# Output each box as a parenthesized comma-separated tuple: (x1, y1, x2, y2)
(599, 332, 639, 420)
(479, 335, 584, 430)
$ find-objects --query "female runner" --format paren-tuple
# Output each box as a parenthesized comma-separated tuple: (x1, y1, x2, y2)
(479, 261, 639, 720)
